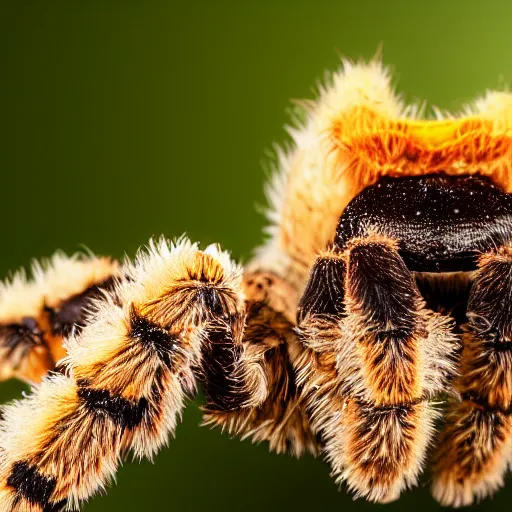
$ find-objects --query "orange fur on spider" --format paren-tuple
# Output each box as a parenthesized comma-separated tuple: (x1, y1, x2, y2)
(329, 106, 512, 202)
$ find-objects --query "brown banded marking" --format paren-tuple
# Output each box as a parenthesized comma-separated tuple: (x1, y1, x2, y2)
(128, 305, 180, 366)
(6, 461, 60, 511)
(71, 304, 180, 436)
(45, 275, 119, 338)
(76, 386, 149, 430)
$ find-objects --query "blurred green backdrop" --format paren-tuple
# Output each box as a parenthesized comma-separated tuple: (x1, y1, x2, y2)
(2, 1, 512, 510)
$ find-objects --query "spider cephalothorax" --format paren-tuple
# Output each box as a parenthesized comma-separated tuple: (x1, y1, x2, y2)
(0, 59, 512, 510)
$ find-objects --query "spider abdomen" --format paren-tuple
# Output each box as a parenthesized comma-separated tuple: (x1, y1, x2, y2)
(335, 174, 512, 272)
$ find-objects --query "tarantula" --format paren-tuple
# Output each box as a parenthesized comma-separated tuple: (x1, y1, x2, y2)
(0, 58, 512, 511)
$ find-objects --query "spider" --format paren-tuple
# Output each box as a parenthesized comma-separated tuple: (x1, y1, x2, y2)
(0, 58, 511, 511)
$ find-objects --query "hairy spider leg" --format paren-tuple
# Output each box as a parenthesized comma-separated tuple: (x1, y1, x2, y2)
(297, 233, 458, 502)
(201, 270, 319, 457)
(432, 245, 512, 507)
(0, 254, 120, 384)
(0, 239, 268, 511)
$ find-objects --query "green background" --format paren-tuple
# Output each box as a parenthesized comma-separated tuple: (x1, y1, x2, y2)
(2, 1, 512, 510)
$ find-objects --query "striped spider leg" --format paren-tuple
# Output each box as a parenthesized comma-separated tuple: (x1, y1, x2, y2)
(0, 239, 252, 510)
(433, 245, 512, 506)
(0, 238, 317, 511)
